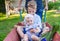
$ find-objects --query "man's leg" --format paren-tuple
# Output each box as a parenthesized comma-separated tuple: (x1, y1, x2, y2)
(36, 9, 43, 20)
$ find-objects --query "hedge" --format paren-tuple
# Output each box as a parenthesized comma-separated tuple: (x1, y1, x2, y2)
(0, 0, 6, 13)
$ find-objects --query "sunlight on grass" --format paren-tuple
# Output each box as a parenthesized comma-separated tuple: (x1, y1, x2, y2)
(22, 13, 27, 17)
(52, 14, 60, 17)
(0, 14, 20, 21)
(10, 14, 20, 17)
(0, 17, 7, 20)
(7, 13, 27, 20)
(0, 13, 27, 21)
(47, 10, 56, 12)
(8, 14, 20, 19)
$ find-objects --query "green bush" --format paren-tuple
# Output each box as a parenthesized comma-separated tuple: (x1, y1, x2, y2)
(0, 0, 6, 13)
(48, 2, 60, 10)
(53, 2, 60, 10)
(48, 2, 54, 10)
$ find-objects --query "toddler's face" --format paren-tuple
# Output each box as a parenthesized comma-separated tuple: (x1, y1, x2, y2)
(28, 7, 36, 15)
(26, 17, 33, 25)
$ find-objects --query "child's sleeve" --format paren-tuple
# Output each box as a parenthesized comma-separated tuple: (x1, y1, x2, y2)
(25, 25, 34, 31)
(37, 16, 42, 29)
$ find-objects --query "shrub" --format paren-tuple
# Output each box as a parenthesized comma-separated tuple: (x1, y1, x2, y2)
(48, 2, 60, 10)
(48, 2, 54, 10)
(0, 0, 6, 13)
(53, 2, 60, 10)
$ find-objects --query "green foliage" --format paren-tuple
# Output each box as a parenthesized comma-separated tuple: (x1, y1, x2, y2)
(57, 0, 60, 2)
(50, 24, 59, 41)
(57, 25, 60, 34)
(53, 2, 60, 10)
(48, 2, 60, 10)
(0, 0, 6, 13)
(48, 2, 54, 10)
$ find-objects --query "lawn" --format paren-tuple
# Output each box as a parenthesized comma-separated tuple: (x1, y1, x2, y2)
(0, 10, 60, 41)
(46, 10, 60, 34)
(46, 10, 60, 25)
(0, 14, 20, 41)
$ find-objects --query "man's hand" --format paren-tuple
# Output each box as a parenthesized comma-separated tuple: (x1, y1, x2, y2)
(18, 7, 21, 11)
(18, 0, 22, 11)
(45, 6, 48, 10)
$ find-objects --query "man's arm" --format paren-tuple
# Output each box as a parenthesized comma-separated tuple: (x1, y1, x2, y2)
(18, 0, 22, 7)
(45, 0, 48, 10)
(37, 16, 42, 29)
(18, 0, 22, 10)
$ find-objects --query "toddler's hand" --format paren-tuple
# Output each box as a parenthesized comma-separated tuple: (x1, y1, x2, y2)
(30, 29, 35, 33)
(36, 27, 41, 32)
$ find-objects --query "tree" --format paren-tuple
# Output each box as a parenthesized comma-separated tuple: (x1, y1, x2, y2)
(0, 0, 6, 13)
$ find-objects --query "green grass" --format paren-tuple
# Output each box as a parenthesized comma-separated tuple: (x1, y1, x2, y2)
(0, 10, 60, 41)
(46, 11, 60, 25)
(43, 10, 60, 41)
(46, 10, 60, 34)
(0, 14, 21, 41)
